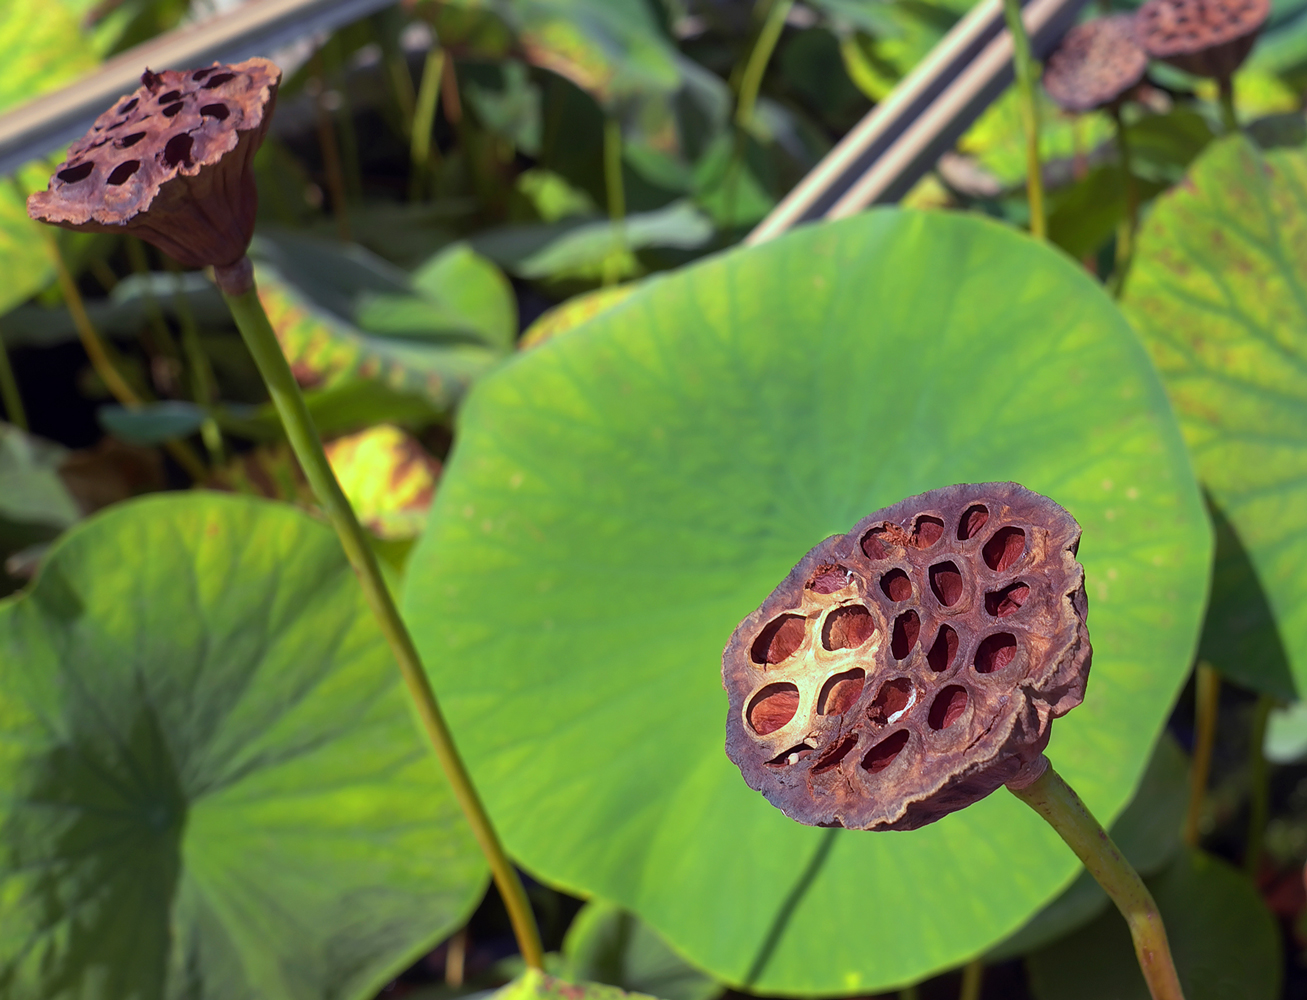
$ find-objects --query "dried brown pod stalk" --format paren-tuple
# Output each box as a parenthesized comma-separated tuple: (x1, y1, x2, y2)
(27, 59, 281, 268)
(1136, 0, 1270, 78)
(1043, 16, 1149, 113)
(721, 482, 1090, 832)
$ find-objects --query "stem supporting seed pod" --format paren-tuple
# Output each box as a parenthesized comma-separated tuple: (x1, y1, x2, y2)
(26, 57, 547, 974)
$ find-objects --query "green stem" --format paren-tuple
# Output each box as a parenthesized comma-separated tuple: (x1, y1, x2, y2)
(1108, 105, 1139, 298)
(1002, 0, 1045, 239)
(735, 0, 793, 131)
(311, 52, 352, 243)
(0, 334, 27, 430)
(1245, 695, 1272, 877)
(602, 117, 627, 288)
(41, 228, 207, 481)
(218, 262, 544, 971)
(125, 237, 175, 353)
(323, 37, 363, 202)
(959, 959, 983, 1000)
(1184, 663, 1220, 848)
(898, 986, 920, 1000)
(1010, 760, 1184, 1000)
(164, 258, 224, 465)
(1218, 75, 1238, 133)
(410, 47, 446, 201)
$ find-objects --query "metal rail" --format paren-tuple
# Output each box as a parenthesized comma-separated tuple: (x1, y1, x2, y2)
(747, 0, 1089, 244)
(0, 0, 1087, 236)
(0, 0, 393, 177)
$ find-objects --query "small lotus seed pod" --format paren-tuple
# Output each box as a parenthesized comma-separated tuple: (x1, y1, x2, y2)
(1136, 0, 1270, 78)
(721, 482, 1090, 832)
(27, 59, 281, 269)
(1043, 16, 1149, 113)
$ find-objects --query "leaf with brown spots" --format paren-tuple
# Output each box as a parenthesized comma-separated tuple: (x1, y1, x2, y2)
(1123, 135, 1307, 699)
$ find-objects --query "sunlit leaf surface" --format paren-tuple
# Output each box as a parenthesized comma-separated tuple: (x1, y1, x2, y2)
(404, 210, 1210, 992)
(0, 494, 487, 999)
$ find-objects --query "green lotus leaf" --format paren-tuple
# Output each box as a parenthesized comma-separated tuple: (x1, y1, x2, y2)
(1027, 848, 1281, 1000)
(403, 209, 1210, 992)
(0, 493, 487, 999)
(1122, 135, 1307, 699)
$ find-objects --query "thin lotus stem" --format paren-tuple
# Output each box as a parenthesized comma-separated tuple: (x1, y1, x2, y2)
(383, 32, 418, 132)
(311, 51, 352, 243)
(1002, 0, 1046, 239)
(445, 927, 468, 987)
(1184, 662, 1220, 847)
(1244, 694, 1272, 876)
(125, 237, 175, 353)
(1218, 75, 1238, 133)
(602, 117, 627, 288)
(323, 37, 363, 201)
(217, 261, 545, 972)
(0, 335, 27, 430)
(736, 0, 793, 130)
(441, 54, 463, 125)
(410, 46, 446, 201)
(959, 959, 984, 1000)
(41, 228, 208, 482)
(1010, 759, 1184, 1000)
(898, 985, 920, 1000)
(1108, 104, 1138, 297)
(164, 257, 225, 465)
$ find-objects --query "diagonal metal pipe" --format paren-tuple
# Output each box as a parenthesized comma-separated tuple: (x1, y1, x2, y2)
(748, 0, 1089, 244)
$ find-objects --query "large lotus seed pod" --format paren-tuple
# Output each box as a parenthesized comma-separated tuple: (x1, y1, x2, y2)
(722, 482, 1090, 832)
(1043, 16, 1149, 112)
(28, 59, 281, 268)
(1136, 0, 1270, 78)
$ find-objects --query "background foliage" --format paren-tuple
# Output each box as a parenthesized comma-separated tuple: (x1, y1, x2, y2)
(0, 0, 1303, 997)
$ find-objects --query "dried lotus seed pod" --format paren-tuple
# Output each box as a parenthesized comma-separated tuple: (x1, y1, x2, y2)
(1043, 16, 1148, 113)
(27, 59, 281, 269)
(721, 482, 1090, 832)
(1136, 0, 1270, 78)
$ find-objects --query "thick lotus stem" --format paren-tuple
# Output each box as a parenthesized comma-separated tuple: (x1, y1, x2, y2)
(216, 258, 544, 971)
(1009, 761, 1184, 1000)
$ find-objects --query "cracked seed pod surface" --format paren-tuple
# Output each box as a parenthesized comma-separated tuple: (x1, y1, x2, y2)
(1043, 16, 1148, 113)
(27, 59, 281, 268)
(1136, 0, 1270, 77)
(722, 482, 1090, 832)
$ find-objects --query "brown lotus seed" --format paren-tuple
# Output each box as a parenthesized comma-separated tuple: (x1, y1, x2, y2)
(27, 58, 281, 269)
(1042, 16, 1149, 113)
(721, 482, 1091, 832)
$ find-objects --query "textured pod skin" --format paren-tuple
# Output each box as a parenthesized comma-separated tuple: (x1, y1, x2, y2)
(28, 59, 281, 268)
(722, 482, 1090, 832)
(1136, 0, 1269, 77)
(1042, 16, 1148, 113)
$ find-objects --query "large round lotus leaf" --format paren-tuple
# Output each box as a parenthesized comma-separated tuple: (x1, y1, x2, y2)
(1123, 135, 1307, 700)
(0, 493, 487, 1000)
(403, 209, 1210, 993)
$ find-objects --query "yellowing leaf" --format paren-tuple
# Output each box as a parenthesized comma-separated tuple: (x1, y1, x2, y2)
(325, 425, 440, 539)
